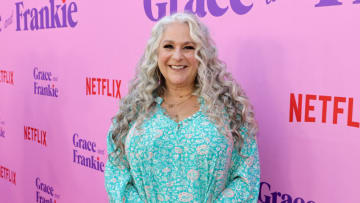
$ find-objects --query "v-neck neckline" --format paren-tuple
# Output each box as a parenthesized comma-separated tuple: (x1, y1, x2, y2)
(155, 96, 204, 125)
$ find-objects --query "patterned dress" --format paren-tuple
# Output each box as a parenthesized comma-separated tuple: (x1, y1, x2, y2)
(104, 97, 260, 203)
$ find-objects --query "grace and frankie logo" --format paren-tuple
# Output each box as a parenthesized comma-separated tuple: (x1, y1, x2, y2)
(35, 177, 60, 203)
(72, 133, 105, 172)
(259, 181, 315, 203)
(143, 0, 360, 21)
(0, 120, 5, 138)
(15, 0, 78, 31)
(33, 67, 59, 97)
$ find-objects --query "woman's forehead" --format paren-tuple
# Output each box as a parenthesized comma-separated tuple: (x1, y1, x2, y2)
(160, 22, 195, 44)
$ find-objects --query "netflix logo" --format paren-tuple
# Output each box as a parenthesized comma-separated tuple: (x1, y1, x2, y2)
(24, 126, 47, 147)
(0, 165, 16, 185)
(85, 77, 121, 99)
(0, 69, 14, 85)
(289, 93, 359, 128)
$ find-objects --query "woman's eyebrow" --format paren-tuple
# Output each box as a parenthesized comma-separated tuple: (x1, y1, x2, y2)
(162, 40, 195, 45)
(183, 41, 195, 45)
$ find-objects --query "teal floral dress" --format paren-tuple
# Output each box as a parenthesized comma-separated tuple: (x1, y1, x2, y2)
(105, 97, 260, 203)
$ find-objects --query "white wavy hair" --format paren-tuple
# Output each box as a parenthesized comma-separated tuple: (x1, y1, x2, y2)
(111, 12, 257, 165)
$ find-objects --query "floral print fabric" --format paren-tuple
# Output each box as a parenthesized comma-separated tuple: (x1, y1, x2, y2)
(105, 97, 260, 203)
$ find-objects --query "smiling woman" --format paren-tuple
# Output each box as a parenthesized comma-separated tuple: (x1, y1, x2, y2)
(105, 12, 260, 203)
(157, 22, 201, 122)
(157, 22, 198, 88)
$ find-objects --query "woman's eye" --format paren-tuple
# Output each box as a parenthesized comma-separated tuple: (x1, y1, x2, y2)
(184, 46, 195, 50)
(164, 44, 173, 49)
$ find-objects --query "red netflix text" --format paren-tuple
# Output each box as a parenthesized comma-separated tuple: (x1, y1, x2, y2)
(289, 93, 359, 128)
(24, 126, 47, 146)
(86, 77, 121, 99)
(0, 70, 14, 85)
(0, 165, 16, 185)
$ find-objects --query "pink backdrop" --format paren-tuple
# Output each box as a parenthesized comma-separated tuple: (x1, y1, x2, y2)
(1, 0, 359, 202)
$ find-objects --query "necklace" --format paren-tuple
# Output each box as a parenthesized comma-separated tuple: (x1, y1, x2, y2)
(162, 92, 194, 122)
(163, 92, 193, 108)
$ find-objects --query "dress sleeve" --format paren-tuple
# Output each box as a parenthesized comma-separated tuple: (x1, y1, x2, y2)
(104, 124, 144, 203)
(214, 128, 260, 203)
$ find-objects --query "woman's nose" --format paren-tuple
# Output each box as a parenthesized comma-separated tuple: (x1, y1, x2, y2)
(172, 48, 184, 61)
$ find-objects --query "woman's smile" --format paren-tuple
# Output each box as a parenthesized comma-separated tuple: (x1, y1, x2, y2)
(157, 22, 199, 87)
(168, 65, 188, 70)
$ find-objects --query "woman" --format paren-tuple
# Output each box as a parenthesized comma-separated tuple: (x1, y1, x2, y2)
(105, 12, 260, 203)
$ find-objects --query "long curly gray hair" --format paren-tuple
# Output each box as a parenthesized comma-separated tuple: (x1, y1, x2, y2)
(111, 12, 257, 165)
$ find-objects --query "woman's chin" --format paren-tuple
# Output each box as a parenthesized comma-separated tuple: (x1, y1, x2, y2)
(166, 78, 191, 87)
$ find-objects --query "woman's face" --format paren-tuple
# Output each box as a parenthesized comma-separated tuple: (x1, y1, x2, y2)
(157, 22, 199, 88)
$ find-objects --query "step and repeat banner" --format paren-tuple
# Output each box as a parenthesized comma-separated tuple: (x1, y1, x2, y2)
(1, 0, 359, 202)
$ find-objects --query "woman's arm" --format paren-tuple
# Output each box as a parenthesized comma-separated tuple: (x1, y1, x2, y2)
(214, 129, 260, 203)
(104, 124, 144, 203)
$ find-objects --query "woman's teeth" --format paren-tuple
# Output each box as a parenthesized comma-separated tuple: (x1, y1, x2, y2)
(169, 65, 187, 70)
